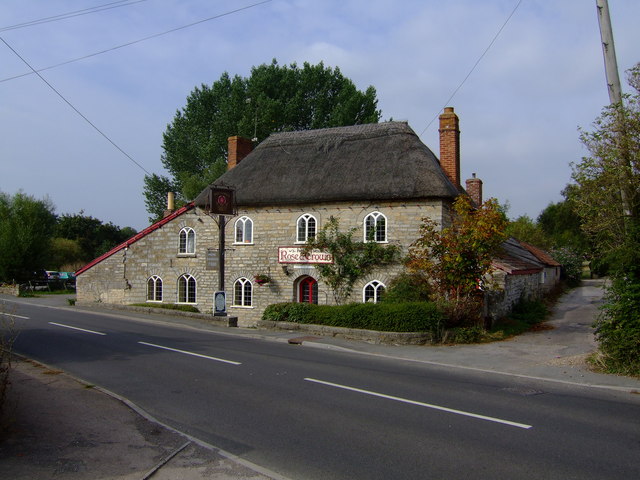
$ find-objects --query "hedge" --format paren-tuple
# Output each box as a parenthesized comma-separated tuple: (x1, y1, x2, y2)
(262, 301, 444, 334)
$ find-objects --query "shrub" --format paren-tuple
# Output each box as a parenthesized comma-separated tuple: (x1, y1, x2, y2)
(551, 247, 583, 287)
(382, 273, 431, 303)
(262, 301, 444, 336)
(445, 325, 485, 344)
(594, 275, 640, 376)
(509, 298, 549, 325)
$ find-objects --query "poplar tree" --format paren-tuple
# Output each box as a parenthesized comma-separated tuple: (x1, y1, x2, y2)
(144, 60, 381, 221)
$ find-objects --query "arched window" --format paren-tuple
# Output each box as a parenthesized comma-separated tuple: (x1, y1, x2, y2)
(364, 212, 387, 242)
(234, 216, 253, 244)
(363, 280, 385, 303)
(178, 227, 196, 254)
(147, 275, 162, 302)
(177, 274, 196, 303)
(233, 277, 253, 307)
(297, 214, 317, 243)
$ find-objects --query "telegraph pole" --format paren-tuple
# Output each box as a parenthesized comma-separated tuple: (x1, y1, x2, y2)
(595, 0, 631, 222)
(596, 0, 622, 105)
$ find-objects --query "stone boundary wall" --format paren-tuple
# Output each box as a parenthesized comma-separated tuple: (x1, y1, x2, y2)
(257, 320, 434, 345)
(0, 285, 20, 296)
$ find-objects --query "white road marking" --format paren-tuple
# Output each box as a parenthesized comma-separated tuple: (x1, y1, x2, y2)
(304, 377, 533, 430)
(49, 322, 106, 336)
(138, 341, 242, 365)
(0, 312, 30, 319)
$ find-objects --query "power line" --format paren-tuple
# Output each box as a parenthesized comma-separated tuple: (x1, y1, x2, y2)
(1, 0, 273, 84)
(420, 0, 523, 137)
(0, 0, 148, 32)
(0, 36, 151, 175)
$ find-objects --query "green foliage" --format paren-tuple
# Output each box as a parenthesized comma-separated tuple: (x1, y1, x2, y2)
(0, 191, 57, 282)
(594, 274, 640, 376)
(130, 303, 200, 313)
(445, 326, 485, 344)
(551, 247, 583, 287)
(509, 298, 549, 325)
(537, 190, 589, 254)
(143, 174, 181, 224)
(53, 212, 136, 265)
(146, 59, 381, 220)
(488, 298, 550, 340)
(382, 273, 432, 303)
(408, 195, 508, 325)
(262, 301, 444, 335)
(506, 215, 552, 250)
(301, 216, 400, 304)
(572, 63, 640, 270)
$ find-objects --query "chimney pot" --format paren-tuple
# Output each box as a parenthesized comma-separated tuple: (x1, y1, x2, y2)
(466, 175, 483, 207)
(163, 191, 176, 218)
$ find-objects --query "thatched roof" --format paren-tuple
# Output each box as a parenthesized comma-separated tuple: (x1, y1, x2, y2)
(195, 122, 460, 207)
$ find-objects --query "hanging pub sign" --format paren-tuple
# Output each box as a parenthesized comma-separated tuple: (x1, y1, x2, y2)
(195, 186, 236, 215)
(278, 247, 334, 264)
(209, 187, 235, 215)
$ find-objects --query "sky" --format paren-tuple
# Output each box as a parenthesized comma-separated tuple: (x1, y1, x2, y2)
(1, 0, 639, 231)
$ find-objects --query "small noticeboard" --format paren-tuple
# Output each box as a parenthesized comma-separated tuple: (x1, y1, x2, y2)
(214, 291, 226, 316)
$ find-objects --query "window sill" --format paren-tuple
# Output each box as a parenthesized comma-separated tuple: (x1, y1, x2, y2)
(233, 242, 254, 246)
(177, 253, 197, 258)
(231, 305, 254, 309)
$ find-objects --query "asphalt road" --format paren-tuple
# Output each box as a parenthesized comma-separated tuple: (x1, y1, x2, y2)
(7, 301, 640, 480)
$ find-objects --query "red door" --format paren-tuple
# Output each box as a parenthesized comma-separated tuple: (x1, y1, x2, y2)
(299, 277, 318, 304)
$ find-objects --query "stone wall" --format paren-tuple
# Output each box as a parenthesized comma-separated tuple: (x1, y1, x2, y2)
(486, 270, 544, 320)
(77, 199, 449, 327)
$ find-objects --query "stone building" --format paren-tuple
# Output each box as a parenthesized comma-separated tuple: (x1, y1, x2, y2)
(77, 107, 553, 326)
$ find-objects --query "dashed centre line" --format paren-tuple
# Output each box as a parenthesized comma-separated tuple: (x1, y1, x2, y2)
(304, 377, 533, 430)
(138, 341, 242, 365)
(49, 322, 106, 336)
(0, 312, 30, 320)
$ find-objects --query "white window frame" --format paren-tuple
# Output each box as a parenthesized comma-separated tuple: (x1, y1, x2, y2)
(178, 227, 196, 255)
(233, 277, 253, 307)
(364, 212, 387, 243)
(234, 216, 254, 244)
(177, 274, 197, 304)
(363, 280, 385, 303)
(296, 214, 317, 243)
(147, 275, 163, 302)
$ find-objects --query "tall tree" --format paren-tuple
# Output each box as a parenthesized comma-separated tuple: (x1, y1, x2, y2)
(0, 191, 57, 282)
(54, 212, 137, 263)
(572, 63, 640, 375)
(571, 63, 640, 271)
(145, 60, 381, 221)
(537, 188, 589, 254)
(505, 214, 552, 250)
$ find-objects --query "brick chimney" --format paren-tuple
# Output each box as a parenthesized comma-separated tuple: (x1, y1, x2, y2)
(466, 173, 483, 206)
(227, 136, 253, 170)
(439, 107, 460, 187)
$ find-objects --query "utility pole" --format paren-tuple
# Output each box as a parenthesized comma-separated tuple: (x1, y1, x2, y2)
(595, 0, 632, 222)
(596, 0, 622, 105)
